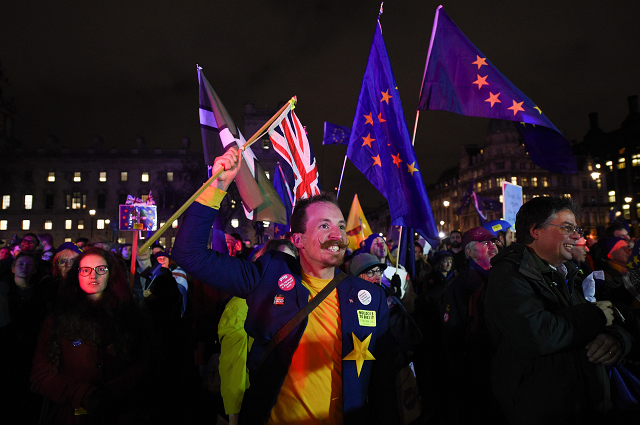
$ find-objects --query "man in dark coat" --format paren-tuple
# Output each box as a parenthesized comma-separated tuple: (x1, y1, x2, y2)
(484, 196, 632, 424)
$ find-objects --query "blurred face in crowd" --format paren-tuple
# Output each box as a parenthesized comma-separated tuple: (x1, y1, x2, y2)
(12, 255, 36, 281)
(614, 228, 630, 241)
(0, 247, 11, 261)
(359, 266, 384, 285)
(370, 237, 387, 259)
(225, 234, 239, 257)
(78, 254, 109, 301)
(11, 245, 21, 257)
(414, 245, 423, 261)
(609, 243, 632, 266)
(449, 232, 462, 249)
(468, 240, 499, 270)
(501, 229, 514, 247)
(571, 238, 589, 264)
(55, 249, 79, 279)
(156, 255, 170, 268)
(20, 236, 38, 252)
(438, 256, 453, 274)
(137, 247, 151, 261)
(120, 246, 132, 260)
(530, 210, 580, 267)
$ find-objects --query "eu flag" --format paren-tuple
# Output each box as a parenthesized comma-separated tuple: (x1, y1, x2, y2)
(323, 122, 351, 145)
(348, 23, 439, 247)
(418, 6, 576, 174)
(272, 163, 293, 239)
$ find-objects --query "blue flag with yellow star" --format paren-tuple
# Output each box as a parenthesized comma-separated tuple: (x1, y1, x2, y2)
(323, 122, 351, 145)
(418, 6, 576, 174)
(272, 163, 293, 239)
(348, 22, 439, 247)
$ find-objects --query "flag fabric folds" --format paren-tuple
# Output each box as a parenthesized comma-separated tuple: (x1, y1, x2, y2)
(347, 23, 439, 247)
(267, 104, 321, 201)
(198, 67, 286, 224)
(345, 194, 372, 251)
(323, 122, 352, 145)
(457, 179, 502, 225)
(417, 6, 576, 174)
(272, 163, 294, 239)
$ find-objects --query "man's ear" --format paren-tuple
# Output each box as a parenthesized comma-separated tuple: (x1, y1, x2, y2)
(530, 224, 541, 241)
(291, 233, 305, 249)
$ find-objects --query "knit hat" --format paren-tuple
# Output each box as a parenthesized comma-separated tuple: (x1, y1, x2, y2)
(153, 250, 171, 260)
(597, 237, 628, 258)
(349, 253, 386, 276)
(57, 242, 83, 255)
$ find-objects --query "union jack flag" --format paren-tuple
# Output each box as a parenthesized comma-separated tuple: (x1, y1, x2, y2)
(267, 105, 321, 201)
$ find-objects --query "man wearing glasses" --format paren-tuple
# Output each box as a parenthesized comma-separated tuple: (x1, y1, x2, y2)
(484, 196, 632, 424)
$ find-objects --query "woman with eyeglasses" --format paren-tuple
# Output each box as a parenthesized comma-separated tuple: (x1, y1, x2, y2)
(30, 247, 151, 424)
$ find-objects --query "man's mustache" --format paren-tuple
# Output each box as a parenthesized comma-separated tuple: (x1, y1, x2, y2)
(320, 239, 349, 250)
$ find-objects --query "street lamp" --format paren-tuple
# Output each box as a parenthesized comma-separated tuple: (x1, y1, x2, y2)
(89, 209, 96, 238)
(443, 200, 450, 234)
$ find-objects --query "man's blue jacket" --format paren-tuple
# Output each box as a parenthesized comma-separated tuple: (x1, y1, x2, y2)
(172, 202, 398, 425)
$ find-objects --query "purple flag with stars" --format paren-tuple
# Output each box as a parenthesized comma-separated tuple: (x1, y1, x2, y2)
(348, 22, 439, 246)
(418, 6, 576, 174)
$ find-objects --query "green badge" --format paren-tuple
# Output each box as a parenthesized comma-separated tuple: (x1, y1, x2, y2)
(357, 310, 376, 327)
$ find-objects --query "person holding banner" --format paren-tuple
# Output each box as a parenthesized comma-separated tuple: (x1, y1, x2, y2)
(172, 147, 398, 425)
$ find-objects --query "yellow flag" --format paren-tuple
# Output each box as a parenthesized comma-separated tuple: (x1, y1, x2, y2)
(346, 194, 372, 251)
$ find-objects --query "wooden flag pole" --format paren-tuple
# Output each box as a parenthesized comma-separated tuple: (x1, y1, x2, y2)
(137, 96, 296, 254)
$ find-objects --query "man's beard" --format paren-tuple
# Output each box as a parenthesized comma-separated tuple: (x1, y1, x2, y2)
(451, 241, 461, 249)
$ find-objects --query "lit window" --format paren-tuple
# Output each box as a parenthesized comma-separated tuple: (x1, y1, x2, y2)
(22, 220, 30, 230)
(141, 172, 149, 182)
(74, 172, 81, 182)
(2, 195, 9, 209)
(564, 194, 572, 199)
(167, 172, 174, 182)
(542, 177, 548, 187)
(265, 171, 270, 180)
(78, 220, 84, 230)
(531, 177, 538, 187)
(522, 177, 528, 187)
(0, 220, 6, 230)
(48, 172, 55, 182)
(99, 172, 107, 182)
(25, 195, 33, 210)
(64, 238, 72, 242)
(160, 222, 166, 228)
(172, 220, 178, 228)
(118, 238, 126, 244)
(606, 161, 613, 171)
(72, 192, 82, 210)
(44, 220, 53, 230)
(608, 191, 616, 203)
(476, 181, 482, 191)
(262, 139, 270, 149)
(121, 171, 128, 182)
(231, 218, 239, 228)
(511, 177, 518, 185)
(618, 158, 626, 169)
(65, 220, 72, 230)
(160, 237, 166, 247)
(633, 154, 640, 167)
(171, 236, 175, 247)
(499, 195, 504, 203)
(622, 204, 630, 210)
(97, 219, 105, 229)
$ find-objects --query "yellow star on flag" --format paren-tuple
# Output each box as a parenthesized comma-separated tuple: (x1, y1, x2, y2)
(343, 333, 375, 377)
(485, 92, 501, 107)
(508, 100, 525, 116)
(372, 155, 381, 167)
(472, 55, 488, 69)
(364, 113, 374, 126)
(534, 106, 543, 114)
(407, 162, 418, 175)
(380, 89, 392, 104)
(392, 153, 402, 167)
(378, 112, 386, 123)
(472, 74, 488, 89)
(361, 133, 375, 148)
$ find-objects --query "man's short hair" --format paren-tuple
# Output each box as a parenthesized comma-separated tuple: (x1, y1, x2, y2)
(75, 237, 89, 245)
(37, 233, 54, 246)
(515, 196, 580, 246)
(23, 233, 40, 246)
(449, 230, 462, 238)
(605, 224, 627, 238)
(290, 193, 341, 234)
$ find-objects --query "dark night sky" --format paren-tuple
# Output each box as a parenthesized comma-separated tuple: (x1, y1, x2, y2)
(2, 1, 639, 211)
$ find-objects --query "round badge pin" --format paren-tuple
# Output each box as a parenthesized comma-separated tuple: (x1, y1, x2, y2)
(357, 290, 372, 305)
(443, 312, 450, 323)
(278, 274, 295, 291)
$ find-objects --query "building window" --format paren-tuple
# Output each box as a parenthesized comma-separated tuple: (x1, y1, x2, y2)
(118, 237, 126, 244)
(65, 220, 72, 230)
(72, 192, 82, 209)
(488, 179, 493, 189)
(99, 171, 107, 182)
(606, 161, 613, 171)
(511, 177, 518, 185)
(0, 220, 6, 230)
(633, 154, 640, 167)
(476, 181, 482, 191)
(160, 237, 166, 247)
(531, 177, 538, 187)
(608, 191, 616, 203)
(97, 194, 106, 209)
(522, 177, 528, 187)
(48, 172, 55, 182)
(141, 172, 149, 182)
(74, 172, 81, 182)
(118, 194, 128, 205)
(523, 194, 529, 203)
(265, 171, 270, 180)
(78, 220, 84, 230)
(262, 139, 270, 149)
(496, 162, 505, 170)
(2, 195, 10, 209)
(25, 195, 33, 210)
(22, 220, 30, 230)
(542, 177, 548, 187)
(563, 193, 572, 199)
(167, 172, 174, 182)
(499, 195, 504, 203)
(172, 220, 178, 228)
(97, 219, 105, 230)
(121, 171, 128, 182)
(45, 194, 54, 209)
(64, 238, 72, 242)
(141, 194, 149, 202)
(618, 158, 626, 169)
(44, 220, 53, 230)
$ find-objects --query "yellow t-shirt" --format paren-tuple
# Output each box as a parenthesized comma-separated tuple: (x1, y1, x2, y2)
(267, 271, 343, 424)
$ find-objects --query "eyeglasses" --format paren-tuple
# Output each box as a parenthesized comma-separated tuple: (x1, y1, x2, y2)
(56, 259, 75, 267)
(365, 267, 384, 278)
(78, 266, 109, 277)
(546, 223, 583, 236)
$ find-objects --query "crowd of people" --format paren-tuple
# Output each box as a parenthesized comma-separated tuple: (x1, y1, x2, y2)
(1, 147, 639, 425)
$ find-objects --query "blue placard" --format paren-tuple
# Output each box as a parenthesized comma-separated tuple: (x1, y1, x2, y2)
(502, 183, 523, 228)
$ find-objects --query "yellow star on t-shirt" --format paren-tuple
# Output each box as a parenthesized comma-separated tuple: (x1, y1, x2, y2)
(372, 155, 381, 167)
(361, 133, 375, 148)
(364, 113, 374, 126)
(472, 55, 488, 69)
(343, 333, 375, 377)
(380, 89, 392, 104)
(392, 153, 402, 167)
(508, 100, 525, 116)
(407, 162, 418, 175)
(472, 74, 488, 89)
